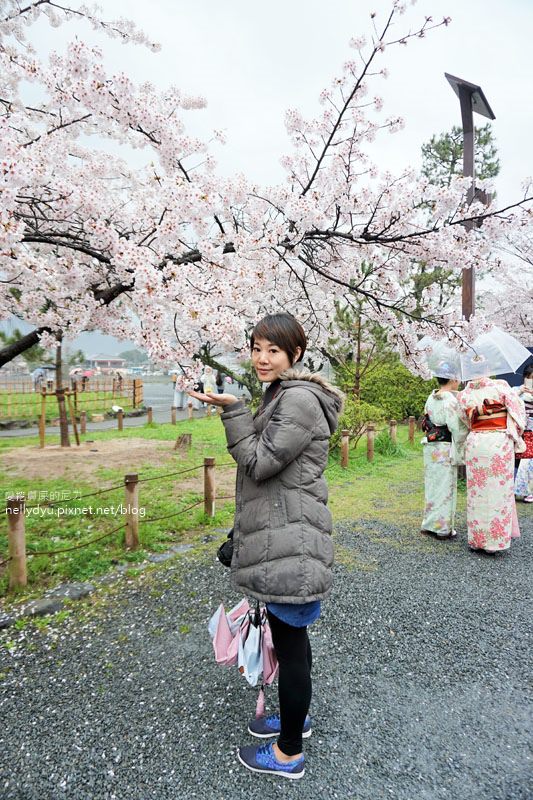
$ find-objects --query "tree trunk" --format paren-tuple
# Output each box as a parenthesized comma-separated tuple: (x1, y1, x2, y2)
(55, 341, 70, 447)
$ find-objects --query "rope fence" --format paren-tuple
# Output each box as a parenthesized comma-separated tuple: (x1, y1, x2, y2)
(2, 415, 419, 591)
(2, 457, 239, 591)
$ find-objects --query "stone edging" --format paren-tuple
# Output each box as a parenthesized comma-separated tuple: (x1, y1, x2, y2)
(0, 543, 194, 629)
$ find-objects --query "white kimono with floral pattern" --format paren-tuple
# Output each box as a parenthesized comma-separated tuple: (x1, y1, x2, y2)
(458, 377, 526, 552)
(421, 390, 468, 537)
(515, 457, 533, 498)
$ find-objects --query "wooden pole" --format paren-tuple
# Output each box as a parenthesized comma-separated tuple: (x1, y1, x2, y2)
(7, 496, 27, 589)
(188, 401, 193, 421)
(66, 391, 80, 446)
(171, 406, 177, 425)
(124, 474, 140, 550)
(39, 388, 46, 449)
(204, 457, 216, 517)
(408, 416, 416, 445)
(366, 424, 375, 463)
(341, 429, 350, 469)
(458, 83, 475, 321)
(147, 406, 153, 424)
(389, 419, 398, 445)
(117, 409, 124, 431)
(80, 410, 87, 435)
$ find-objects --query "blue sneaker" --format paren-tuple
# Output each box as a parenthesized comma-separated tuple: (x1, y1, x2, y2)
(248, 713, 312, 739)
(237, 742, 305, 779)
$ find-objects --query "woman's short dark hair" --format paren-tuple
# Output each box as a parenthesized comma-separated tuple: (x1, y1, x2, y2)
(250, 313, 307, 365)
(436, 376, 455, 386)
(523, 362, 533, 379)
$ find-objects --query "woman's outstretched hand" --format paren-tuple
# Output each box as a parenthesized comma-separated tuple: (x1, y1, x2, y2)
(187, 390, 239, 407)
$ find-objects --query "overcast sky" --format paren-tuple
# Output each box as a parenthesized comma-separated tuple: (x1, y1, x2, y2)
(80, 0, 532, 201)
(5, 0, 532, 356)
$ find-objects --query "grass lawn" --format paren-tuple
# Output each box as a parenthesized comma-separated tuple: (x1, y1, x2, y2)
(0, 389, 134, 422)
(0, 417, 450, 603)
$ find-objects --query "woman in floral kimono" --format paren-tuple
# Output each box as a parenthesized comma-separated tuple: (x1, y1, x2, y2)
(515, 457, 533, 502)
(421, 365, 469, 540)
(458, 376, 526, 553)
(514, 363, 533, 502)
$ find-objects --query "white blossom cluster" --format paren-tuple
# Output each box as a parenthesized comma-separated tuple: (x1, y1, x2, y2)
(0, 1, 531, 380)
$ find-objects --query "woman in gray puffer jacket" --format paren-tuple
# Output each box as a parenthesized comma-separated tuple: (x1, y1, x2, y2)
(190, 313, 343, 781)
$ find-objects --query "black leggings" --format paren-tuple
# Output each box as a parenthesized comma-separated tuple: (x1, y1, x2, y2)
(267, 610, 312, 757)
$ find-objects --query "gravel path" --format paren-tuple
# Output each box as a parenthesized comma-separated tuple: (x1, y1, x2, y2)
(0, 508, 531, 800)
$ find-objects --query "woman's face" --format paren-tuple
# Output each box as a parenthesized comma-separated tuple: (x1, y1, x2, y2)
(252, 337, 300, 382)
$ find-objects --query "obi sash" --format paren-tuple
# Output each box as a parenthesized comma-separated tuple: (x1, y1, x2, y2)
(471, 415, 507, 431)
(471, 401, 507, 431)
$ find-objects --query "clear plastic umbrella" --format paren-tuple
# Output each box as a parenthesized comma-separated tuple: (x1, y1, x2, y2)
(418, 327, 531, 382)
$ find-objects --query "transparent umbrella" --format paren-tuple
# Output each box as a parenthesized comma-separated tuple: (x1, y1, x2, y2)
(418, 326, 531, 382)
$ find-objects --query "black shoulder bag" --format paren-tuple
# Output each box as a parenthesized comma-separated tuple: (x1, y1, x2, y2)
(216, 528, 234, 567)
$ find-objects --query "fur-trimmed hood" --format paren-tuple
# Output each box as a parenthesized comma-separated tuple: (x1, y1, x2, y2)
(278, 367, 345, 434)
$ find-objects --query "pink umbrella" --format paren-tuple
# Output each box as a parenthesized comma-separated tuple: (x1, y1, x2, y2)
(208, 599, 278, 717)
(208, 598, 249, 666)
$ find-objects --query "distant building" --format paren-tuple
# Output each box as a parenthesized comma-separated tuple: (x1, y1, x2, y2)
(0, 355, 30, 376)
(86, 354, 127, 374)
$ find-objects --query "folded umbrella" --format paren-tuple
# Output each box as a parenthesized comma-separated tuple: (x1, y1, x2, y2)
(208, 598, 249, 666)
(208, 599, 278, 718)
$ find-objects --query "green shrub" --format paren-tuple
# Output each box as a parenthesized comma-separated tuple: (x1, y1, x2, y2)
(359, 357, 436, 420)
(374, 429, 406, 458)
(330, 397, 387, 450)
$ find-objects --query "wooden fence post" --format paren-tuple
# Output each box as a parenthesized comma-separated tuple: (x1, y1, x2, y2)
(204, 457, 216, 517)
(132, 378, 143, 409)
(187, 401, 193, 420)
(124, 473, 139, 550)
(117, 409, 123, 431)
(341, 429, 350, 469)
(408, 416, 416, 445)
(39, 388, 47, 449)
(389, 419, 398, 445)
(366, 424, 375, 462)
(80, 410, 87, 435)
(7, 496, 27, 589)
(147, 406, 153, 424)
(171, 406, 177, 425)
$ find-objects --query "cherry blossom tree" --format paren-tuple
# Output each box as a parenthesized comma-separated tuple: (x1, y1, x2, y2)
(1, 0, 532, 385)
(480, 218, 533, 340)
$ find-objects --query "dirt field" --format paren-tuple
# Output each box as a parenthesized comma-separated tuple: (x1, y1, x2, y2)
(2, 438, 183, 482)
(2, 437, 237, 496)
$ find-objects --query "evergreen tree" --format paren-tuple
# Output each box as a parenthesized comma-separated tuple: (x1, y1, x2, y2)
(421, 123, 499, 187)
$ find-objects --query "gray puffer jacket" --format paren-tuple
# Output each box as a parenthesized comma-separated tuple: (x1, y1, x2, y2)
(220, 368, 344, 603)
